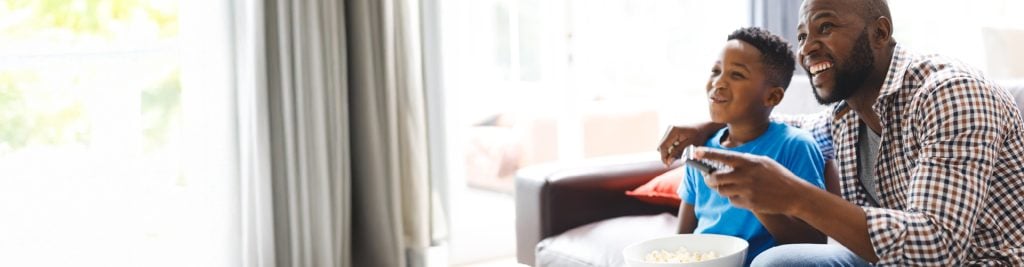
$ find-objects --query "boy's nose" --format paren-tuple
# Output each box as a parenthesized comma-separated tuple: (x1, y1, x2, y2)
(710, 76, 726, 90)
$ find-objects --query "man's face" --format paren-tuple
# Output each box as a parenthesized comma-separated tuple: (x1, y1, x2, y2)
(706, 40, 772, 124)
(797, 0, 875, 104)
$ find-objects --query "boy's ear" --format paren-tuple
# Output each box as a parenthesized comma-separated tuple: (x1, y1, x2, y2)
(764, 86, 785, 107)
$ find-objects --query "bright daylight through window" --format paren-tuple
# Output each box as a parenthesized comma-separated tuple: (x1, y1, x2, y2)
(0, 1, 239, 266)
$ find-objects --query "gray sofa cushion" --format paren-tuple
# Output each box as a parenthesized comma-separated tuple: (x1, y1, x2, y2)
(1001, 80, 1024, 115)
(535, 213, 677, 267)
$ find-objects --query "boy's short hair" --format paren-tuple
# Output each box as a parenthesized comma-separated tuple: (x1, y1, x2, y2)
(727, 27, 796, 90)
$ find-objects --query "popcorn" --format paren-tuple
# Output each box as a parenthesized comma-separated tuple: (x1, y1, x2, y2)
(644, 246, 719, 263)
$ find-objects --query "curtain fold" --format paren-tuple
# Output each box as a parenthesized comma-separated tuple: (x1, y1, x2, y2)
(349, 0, 431, 265)
(261, 0, 430, 266)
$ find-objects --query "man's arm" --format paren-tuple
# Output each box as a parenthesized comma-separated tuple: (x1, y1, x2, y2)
(773, 108, 835, 161)
(694, 147, 881, 261)
(790, 184, 879, 261)
(823, 160, 841, 196)
(756, 140, 831, 245)
(770, 108, 829, 129)
(850, 78, 1002, 265)
(754, 213, 826, 244)
(802, 78, 1005, 265)
(660, 108, 834, 166)
(658, 122, 724, 166)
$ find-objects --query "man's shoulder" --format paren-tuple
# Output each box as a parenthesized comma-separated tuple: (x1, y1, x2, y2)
(892, 49, 1012, 111)
(901, 50, 991, 94)
(895, 49, 1021, 132)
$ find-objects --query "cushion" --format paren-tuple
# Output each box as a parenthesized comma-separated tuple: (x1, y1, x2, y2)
(535, 213, 678, 267)
(625, 167, 686, 207)
(1000, 80, 1024, 115)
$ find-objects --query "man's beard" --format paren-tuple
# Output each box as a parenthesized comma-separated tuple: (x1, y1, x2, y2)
(811, 28, 875, 104)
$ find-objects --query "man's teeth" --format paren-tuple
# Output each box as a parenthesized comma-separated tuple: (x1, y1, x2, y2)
(810, 62, 833, 75)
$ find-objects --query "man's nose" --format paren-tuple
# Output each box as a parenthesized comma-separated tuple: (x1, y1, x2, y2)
(800, 38, 820, 59)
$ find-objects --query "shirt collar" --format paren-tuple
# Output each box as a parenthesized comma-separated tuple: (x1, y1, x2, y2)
(832, 43, 910, 118)
(878, 43, 911, 99)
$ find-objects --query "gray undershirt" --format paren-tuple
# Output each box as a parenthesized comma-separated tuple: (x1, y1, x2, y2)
(858, 123, 882, 206)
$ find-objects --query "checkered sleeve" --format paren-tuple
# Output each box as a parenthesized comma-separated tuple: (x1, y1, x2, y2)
(864, 77, 1003, 266)
(773, 108, 834, 160)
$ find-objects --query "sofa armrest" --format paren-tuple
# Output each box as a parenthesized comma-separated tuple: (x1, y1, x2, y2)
(515, 154, 677, 265)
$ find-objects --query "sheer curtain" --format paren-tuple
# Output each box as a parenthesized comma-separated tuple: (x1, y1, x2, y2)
(246, 0, 431, 266)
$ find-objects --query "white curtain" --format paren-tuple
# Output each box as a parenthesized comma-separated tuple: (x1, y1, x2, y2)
(247, 0, 431, 266)
(347, 0, 432, 266)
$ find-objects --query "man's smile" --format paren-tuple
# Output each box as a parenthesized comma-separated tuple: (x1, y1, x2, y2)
(809, 61, 833, 75)
(808, 60, 834, 88)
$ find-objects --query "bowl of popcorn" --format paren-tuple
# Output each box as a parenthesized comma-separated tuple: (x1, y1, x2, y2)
(622, 234, 748, 267)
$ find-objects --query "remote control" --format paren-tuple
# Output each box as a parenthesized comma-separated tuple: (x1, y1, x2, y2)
(682, 145, 727, 175)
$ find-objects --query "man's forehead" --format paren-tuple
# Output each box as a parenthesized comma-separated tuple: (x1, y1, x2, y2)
(798, 0, 851, 26)
(800, 0, 847, 13)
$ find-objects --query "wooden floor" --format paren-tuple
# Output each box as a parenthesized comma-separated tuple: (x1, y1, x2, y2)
(454, 256, 527, 267)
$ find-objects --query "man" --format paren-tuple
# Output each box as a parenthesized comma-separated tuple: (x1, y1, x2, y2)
(658, 0, 1024, 265)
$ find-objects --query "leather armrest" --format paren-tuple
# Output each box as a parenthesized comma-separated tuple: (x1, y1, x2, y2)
(515, 154, 677, 265)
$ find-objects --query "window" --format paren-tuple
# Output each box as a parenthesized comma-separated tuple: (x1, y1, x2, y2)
(0, 1, 239, 266)
(888, 0, 1024, 80)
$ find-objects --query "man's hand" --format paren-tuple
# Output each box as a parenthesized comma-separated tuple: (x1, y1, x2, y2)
(657, 122, 725, 167)
(695, 147, 819, 215)
(698, 148, 880, 262)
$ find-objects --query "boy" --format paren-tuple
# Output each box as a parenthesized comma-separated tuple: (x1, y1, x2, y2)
(675, 27, 835, 264)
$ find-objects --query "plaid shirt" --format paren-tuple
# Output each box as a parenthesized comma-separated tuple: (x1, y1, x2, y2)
(786, 44, 1024, 266)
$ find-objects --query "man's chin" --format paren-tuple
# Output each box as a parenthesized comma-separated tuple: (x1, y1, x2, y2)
(811, 84, 844, 105)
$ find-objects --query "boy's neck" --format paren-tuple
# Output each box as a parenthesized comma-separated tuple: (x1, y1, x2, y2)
(721, 120, 771, 148)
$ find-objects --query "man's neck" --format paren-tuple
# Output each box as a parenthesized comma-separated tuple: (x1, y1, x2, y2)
(722, 120, 771, 148)
(846, 46, 895, 134)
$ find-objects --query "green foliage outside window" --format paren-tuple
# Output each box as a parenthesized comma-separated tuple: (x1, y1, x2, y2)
(0, 0, 179, 153)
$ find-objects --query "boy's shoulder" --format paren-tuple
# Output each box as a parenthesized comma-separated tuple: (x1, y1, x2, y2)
(770, 121, 817, 145)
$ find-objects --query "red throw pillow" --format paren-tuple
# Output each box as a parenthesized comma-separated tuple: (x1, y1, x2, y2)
(625, 167, 685, 207)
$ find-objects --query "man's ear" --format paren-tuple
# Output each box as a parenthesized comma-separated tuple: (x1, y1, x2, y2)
(871, 16, 893, 48)
(764, 86, 785, 107)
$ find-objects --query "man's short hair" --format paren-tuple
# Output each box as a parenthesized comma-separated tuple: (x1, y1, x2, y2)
(860, 0, 892, 23)
(727, 27, 796, 90)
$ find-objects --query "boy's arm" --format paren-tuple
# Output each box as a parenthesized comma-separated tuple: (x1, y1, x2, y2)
(676, 204, 697, 234)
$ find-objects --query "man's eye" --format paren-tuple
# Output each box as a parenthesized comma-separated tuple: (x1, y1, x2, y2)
(797, 33, 807, 42)
(819, 23, 834, 34)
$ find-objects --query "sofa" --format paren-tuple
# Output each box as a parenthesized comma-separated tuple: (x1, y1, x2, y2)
(514, 80, 1024, 267)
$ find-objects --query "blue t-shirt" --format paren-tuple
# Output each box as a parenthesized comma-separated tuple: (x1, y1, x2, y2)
(677, 121, 825, 264)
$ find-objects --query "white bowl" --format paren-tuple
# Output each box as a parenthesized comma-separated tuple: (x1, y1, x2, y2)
(622, 234, 748, 267)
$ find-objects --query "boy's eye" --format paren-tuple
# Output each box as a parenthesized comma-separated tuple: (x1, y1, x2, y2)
(711, 68, 721, 76)
(797, 33, 807, 43)
(731, 72, 745, 79)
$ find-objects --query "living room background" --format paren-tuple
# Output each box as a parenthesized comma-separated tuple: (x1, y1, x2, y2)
(430, 0, 1024, 266)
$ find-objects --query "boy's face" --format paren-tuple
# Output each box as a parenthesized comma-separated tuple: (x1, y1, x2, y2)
(706, 40, 777, 125)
